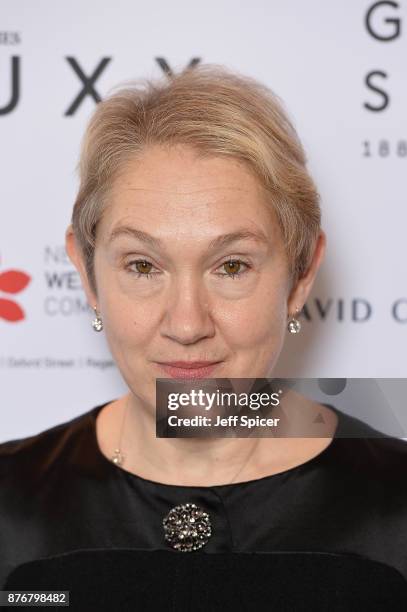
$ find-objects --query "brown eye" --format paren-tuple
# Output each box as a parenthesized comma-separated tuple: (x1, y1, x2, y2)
(135, 260, 153, 275)
(126, 260, 155, 278)
(224, 260, 241, 276)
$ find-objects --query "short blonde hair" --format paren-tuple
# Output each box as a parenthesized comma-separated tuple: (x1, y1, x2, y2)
(71, 63, 321, 295)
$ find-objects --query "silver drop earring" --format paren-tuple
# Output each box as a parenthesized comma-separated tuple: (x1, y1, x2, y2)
(287, 307, 301, 334)
(92, 305, 103, 332)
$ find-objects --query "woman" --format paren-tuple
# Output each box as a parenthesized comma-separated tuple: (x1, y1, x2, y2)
(1, 64, 407, 610)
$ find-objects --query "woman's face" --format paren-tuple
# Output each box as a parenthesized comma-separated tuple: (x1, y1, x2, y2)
(68, 144, 323, 406)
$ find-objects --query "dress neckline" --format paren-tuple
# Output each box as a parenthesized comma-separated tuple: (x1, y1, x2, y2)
(87, 401, 345, 490)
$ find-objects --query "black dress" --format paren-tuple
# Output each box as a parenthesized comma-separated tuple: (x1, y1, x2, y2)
(1, 401, 407, 611)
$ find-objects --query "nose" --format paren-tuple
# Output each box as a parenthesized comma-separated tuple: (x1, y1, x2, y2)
(161, 274, 215, 345)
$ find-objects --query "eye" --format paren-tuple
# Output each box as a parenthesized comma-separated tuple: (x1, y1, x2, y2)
(217, 258, 251, 280)
(125, 258, 251, 280)
(126, 259, 156, 278)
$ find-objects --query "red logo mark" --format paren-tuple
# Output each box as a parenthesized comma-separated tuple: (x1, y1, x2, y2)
(0, 269, 31, 322)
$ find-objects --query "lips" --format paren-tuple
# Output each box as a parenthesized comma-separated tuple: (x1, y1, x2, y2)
(160, 361, 219, 369)
(155, 361, 222, 379)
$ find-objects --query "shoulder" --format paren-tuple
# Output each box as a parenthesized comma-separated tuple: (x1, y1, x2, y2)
(0, 403, 108, 588)
(334, 435, 407, 475)
(0, 404, 106, 490)
(325, 405, 407, 488)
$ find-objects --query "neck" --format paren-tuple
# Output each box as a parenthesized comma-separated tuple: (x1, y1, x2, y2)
(97, 391, 338, 487)
(122, 393, 263, 486)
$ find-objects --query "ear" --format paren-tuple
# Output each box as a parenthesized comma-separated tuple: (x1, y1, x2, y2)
(65, 224, 98, 309)
(287, 230, 326, 316)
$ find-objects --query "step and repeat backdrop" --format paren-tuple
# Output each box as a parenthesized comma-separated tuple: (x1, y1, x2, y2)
(1, 0, 406, 441)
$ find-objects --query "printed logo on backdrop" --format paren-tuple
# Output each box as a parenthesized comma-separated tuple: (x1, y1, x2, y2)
(0, 32, 20, 45)
(363, 1, 406, 158)
(0, 31, 20, 115)
(302, 298, 407, 323)
(41, 245, 115, 371)
(0, 257, 31, 322)
(43, 245, 89, 317)
(0, 247, 115, 372)
(0, 52, 200, 116)
(1, 12, 405, 155)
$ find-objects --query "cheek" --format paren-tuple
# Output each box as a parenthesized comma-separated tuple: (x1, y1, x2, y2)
(219, 285, 287, 336)
(99, 295, 153, 350)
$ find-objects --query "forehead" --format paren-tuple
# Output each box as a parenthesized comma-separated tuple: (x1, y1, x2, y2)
(98, 144, 279, 242)
(113, 143, 264, 194)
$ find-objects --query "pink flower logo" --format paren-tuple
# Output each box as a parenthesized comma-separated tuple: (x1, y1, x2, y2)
(0, 266, 31, 322)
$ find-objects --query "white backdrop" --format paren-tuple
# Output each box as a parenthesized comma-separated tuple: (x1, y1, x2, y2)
(1, 0, 406, 442)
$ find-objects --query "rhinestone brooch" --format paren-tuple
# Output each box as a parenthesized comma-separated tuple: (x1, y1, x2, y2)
(162, 503, 212, 552)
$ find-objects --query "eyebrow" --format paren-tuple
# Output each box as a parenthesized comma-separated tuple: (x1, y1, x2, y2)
(107, 225, 270, 251)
